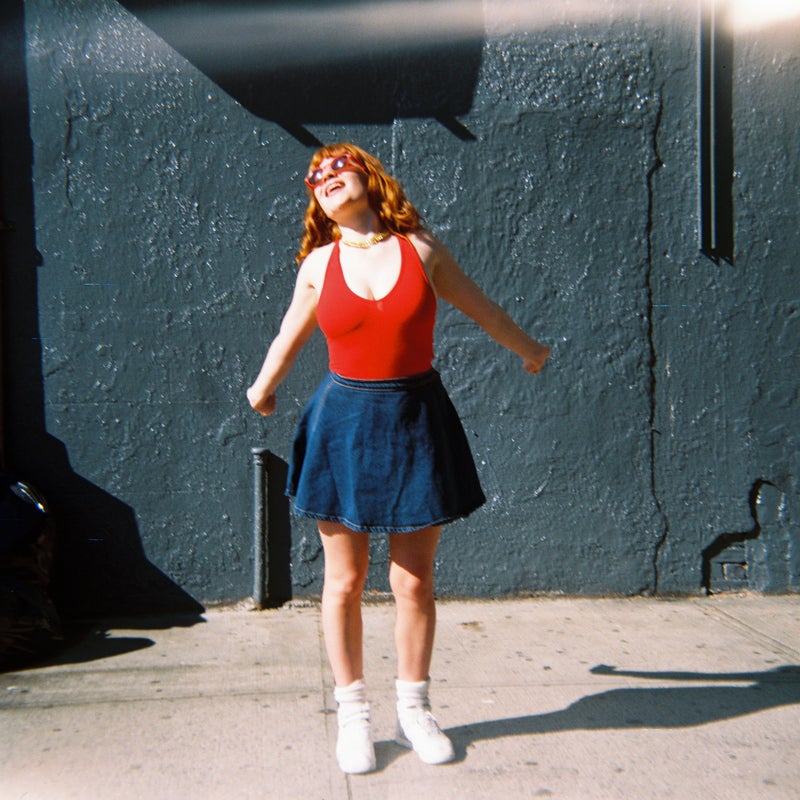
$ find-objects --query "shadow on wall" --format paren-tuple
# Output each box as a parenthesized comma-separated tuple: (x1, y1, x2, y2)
(2, 0, 485, 625)
(109, 0, 484, 603)
(119, 0, 485, 143)
(0, 0, 204, 623)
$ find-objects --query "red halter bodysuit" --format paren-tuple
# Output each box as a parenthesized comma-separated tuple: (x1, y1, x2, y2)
(316, 235, 437, 380)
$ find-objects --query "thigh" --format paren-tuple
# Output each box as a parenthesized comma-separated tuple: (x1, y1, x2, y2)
(319, 521, 371, 583)
(389, 526, 442, 580)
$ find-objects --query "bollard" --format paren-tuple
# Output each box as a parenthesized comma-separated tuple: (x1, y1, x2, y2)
(251, 446, 269, 608)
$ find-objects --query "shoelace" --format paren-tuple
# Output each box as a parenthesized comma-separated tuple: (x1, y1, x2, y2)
(403, 708, 443, 736)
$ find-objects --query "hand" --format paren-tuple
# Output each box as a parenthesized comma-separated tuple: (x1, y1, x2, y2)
(247, 385, 277, 416)
(522, 343, 550, 375)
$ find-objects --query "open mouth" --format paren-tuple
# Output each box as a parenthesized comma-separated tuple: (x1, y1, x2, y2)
(324, 179, 345, 196)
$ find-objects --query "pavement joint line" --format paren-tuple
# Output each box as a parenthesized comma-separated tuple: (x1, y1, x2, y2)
(0, 687, 326, 711)
(698, 604, 800, 661)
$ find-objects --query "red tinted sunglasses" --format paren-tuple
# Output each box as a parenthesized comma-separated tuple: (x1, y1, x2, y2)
(305, 154, 366, 189)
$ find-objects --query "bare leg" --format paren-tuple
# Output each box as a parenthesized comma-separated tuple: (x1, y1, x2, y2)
(389, 526, 442, 682)
(318, 521, 370, 687)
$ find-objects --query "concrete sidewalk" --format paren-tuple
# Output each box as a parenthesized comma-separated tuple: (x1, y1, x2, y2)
(1, 595, 798, 800)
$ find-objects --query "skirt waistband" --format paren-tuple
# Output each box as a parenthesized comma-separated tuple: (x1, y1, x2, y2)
(329, 369, 440, 392)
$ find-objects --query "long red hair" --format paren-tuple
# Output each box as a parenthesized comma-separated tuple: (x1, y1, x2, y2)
(295, 143, 423, 265)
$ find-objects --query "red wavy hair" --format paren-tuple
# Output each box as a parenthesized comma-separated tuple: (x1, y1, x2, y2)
(295, 143, 423, 265)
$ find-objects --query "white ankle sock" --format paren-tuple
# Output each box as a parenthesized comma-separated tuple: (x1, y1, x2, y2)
(395, 678, 431, 710)
(334, 678, 368, 706)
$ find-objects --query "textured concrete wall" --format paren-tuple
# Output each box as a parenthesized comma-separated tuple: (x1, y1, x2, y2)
(7, 0, 798, 614)
(650, 10, 800, 594)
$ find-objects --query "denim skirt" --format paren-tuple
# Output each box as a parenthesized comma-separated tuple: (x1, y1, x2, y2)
(286, 370, 486, 532)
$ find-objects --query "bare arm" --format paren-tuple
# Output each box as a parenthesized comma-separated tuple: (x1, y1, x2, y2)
(415, 232, 550, 374)
(246, 259, 320, 416)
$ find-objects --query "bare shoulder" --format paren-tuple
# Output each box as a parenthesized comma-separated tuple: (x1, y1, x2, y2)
(406, 229, 449, 280)
(297, 242, 334, 293)
(407, 228, 464, 283)
(407, 228, 443, 261)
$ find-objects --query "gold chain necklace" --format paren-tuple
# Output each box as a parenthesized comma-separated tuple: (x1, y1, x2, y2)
(340, 230, 391, 249)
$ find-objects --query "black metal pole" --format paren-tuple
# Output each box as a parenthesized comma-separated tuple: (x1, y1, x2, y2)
(699, 0, 734, 265)
(251, 446, 269, 608)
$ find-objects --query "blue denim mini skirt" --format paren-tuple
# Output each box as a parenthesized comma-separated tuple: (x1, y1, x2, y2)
(286, 370, 486, 532)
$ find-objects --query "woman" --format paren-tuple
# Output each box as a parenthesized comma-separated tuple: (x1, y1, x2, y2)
(247, 144, 549, 774)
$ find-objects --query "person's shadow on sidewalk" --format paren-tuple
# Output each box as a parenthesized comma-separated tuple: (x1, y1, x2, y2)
(434, 664, 800, 762)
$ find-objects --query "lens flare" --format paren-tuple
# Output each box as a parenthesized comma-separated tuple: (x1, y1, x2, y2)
(728, 0, 800, 30)
(118, 0, 800, 75)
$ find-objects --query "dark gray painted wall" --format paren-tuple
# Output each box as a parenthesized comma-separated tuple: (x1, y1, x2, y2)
(5, 1, 798, 614)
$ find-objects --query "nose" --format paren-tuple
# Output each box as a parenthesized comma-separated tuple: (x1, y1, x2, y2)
(320, 163, 338, 183)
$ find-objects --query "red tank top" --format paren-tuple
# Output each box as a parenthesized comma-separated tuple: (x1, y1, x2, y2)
(316, 235, 437, 379)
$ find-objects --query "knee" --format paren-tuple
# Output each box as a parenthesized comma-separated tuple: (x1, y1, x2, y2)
(324, 566, 367, 604)
(390, 566, 434, 606)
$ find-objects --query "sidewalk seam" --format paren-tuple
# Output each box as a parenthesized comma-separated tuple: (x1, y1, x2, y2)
(700, 605, 800, 660)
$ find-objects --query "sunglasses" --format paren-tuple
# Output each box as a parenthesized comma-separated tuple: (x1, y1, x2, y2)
(304, 153, 366, 189)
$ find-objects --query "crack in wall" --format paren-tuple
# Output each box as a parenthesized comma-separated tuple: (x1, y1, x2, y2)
(62, 99, 87, 210)
(644, 87, 668, 594)
(62, 77, 88, 210)
(63, 103, 75, 208)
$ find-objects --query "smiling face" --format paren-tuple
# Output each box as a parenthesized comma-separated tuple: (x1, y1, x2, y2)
(309, 154, 370, 222)
(304, 153, 366, 190)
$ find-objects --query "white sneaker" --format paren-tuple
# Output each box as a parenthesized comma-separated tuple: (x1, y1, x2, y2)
(336, 702, 376, 774)
(396, 706, 456, 765)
